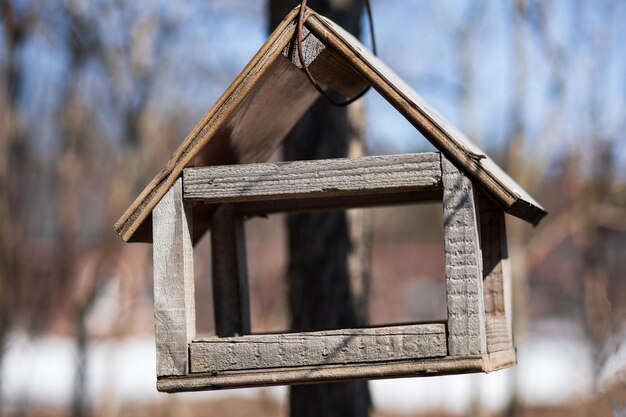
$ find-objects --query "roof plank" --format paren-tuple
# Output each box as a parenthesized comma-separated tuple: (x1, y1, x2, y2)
(182, 152, 442, 203)
(305, 14, 547, 225)
(114, 8, 368, 242)
(115, 6, 546, 243)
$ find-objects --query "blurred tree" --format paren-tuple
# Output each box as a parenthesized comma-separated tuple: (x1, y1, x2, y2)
(0, 1, 174, 414)
(0, 1, 27, 410)
(268, 1, 371, 417)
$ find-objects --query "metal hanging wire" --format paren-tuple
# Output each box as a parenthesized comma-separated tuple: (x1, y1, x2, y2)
(297, 0, 377, 106)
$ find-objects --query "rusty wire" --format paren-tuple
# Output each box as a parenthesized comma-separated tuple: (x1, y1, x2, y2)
(297, 0, 377, 106)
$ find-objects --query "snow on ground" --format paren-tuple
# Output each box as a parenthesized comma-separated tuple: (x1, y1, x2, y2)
(1, 319, 615, 414)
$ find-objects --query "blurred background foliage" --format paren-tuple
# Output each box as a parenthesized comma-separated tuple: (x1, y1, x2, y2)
(0, 0, 625, 416)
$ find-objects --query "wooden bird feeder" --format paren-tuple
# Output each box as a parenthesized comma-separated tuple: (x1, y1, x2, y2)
(114, 7, 546, 392)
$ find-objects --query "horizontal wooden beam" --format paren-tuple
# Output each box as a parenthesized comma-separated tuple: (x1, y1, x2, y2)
(183, 152, 442, 205)
(157, 348, 516, 392)
(190, 323, 446, 374)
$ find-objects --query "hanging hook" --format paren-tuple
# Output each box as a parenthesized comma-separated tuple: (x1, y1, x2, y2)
(297, 0, 377, 107)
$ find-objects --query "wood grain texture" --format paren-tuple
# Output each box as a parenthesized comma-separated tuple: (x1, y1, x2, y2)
(305, 14, 546, 225)
(190, 323, 446, 373)
(287, 25, 368, 98)
(157, 348, 516, 392)
(114, 7, 368, 243)
(210, 204, 250, 337)
(183, 152, 442, 203)
(115, 7, 306, 242)
(152, 178, 195, 376)
(442, 157, 487, 356)
(116, 7, 545, 243)
(478, 191, 513, 352)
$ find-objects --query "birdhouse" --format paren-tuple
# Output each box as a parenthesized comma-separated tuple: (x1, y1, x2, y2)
(115, 7, 546, 393)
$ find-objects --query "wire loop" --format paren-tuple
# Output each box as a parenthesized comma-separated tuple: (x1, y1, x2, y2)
(297, 0, 376, 107)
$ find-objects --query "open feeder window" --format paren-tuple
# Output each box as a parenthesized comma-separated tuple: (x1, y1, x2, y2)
(115, 7, 546, 392)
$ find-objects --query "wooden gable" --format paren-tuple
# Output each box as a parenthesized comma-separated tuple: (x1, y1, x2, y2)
(114, 6, 546, 244)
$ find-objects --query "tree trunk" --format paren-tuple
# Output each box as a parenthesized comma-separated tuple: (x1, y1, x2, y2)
(268, 2, 371, 417)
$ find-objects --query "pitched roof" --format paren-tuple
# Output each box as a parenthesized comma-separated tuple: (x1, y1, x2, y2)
(115, 6, 546, 243)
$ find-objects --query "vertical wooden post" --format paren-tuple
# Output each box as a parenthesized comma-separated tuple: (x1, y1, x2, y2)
(210, 204, 251, 337)
(152, 178, 195, 376)
(478, 191, 513, 352)
(442, 156, 487, 356)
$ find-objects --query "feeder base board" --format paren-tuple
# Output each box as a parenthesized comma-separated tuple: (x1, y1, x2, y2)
(156, 348, 516, 393)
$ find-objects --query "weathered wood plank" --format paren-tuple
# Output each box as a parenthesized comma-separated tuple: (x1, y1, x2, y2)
(478, 191, 513, 352)
(190, 323, 446, 374)
(152, 178, 196, 376)
(442, 157, 487, 356)
(305, 13, 546, 225)
(157, 348, 516, 392)
(115, 7, 369, 243)
(183, 152, 442, 203)
(117, 7, 546, 243)
(210, 204, 250, 337)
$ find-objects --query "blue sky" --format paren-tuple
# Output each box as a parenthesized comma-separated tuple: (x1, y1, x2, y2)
(138, 0, 625, 174)
(4, 0, 626, 174)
